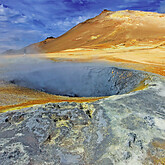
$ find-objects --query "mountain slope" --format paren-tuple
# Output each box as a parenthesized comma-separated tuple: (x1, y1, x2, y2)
(4, 9, 165, 54)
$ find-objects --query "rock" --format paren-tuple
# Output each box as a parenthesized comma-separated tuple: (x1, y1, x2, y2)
(127, 133, 137, 147)
(136, 140, 143, 150)
(0, 74, 165, 164)
(123, 151, 132, 160)
(98, 158, 113, 165)
(121, 115, 147, 130)
(46, 36, 55, 40)
(144, 116, 155, 127)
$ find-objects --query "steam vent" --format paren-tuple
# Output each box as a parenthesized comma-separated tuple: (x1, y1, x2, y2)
(9, 64, 146, 97)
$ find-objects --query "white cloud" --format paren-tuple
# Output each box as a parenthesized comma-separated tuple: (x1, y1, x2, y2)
(0, 27, 43, 53)
(159, 0, 165, 13)
(0, 4, 28, 23)
(0, 4, 19, 18)
(52, 14, 96, 33)
(0, 0, 95, 52)
(55, 15, 92, 26)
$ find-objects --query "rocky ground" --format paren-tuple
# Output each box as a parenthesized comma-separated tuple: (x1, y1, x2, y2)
(0, 74, 165, 165)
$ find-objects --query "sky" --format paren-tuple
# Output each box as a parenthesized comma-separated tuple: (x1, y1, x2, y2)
(0, 0, 165, 53)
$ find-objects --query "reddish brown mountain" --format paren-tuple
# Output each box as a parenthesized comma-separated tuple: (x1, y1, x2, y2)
(4, 10, 165, 54)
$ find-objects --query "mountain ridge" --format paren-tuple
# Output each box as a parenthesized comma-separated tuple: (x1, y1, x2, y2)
(2, 9, 165, 54)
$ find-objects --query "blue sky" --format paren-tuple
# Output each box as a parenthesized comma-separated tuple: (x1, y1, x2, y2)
(0, 0, 165, 53)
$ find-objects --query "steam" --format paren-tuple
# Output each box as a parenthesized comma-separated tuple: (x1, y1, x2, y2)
(0, 54, 49, 80)
(0, 54, 146, 97)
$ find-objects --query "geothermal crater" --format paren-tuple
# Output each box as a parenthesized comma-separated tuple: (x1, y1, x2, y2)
(9, 64, 146, 97)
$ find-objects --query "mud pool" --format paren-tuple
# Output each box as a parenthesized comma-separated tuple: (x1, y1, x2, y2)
(7, 62, 147, 97)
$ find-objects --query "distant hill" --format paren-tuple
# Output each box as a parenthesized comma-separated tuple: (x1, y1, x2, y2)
(3, 9, 165, 54)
